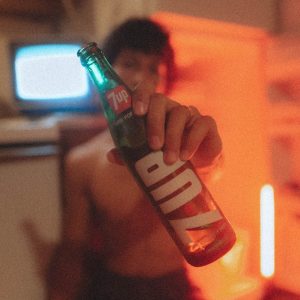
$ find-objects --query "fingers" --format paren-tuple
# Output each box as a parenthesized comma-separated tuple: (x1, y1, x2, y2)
(131, 80, 156, 115)
(145, 94, 166, 150)
(182, 115, 221, 162)
(163, 104, 192, 164)
(162, 105, 220, 166)
(131, 82, 222, 167)
(163, 104, 222, 167)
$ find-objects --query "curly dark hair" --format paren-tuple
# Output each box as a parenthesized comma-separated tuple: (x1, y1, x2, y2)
(101, 17, 177, 94)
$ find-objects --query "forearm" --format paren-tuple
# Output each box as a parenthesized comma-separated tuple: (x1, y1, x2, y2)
(46, 240, 88, 300)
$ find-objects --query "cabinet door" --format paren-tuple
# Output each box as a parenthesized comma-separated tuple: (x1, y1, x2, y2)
(0, 156, 61, 300)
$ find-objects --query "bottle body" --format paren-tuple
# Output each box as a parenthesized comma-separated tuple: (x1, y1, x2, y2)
(122, 142, 235, 267)
(77, 43, 236, 266)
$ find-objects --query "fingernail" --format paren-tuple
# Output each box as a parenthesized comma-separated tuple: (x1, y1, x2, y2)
(135, 100, 146, 115)
(180, 150, 190, 161)
(165, 151, 178, 164)
(150, 136, 162, 149)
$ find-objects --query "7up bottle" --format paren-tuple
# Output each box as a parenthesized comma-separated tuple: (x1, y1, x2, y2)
(77, 42, 236, 267)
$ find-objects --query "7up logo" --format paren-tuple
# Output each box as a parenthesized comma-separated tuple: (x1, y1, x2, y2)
(106, 85, 131, 115)
(135, 151, 223, 244)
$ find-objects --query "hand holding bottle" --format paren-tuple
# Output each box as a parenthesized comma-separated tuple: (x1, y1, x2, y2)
(78, 43, 235, 266)
(109, 81, 223, 169)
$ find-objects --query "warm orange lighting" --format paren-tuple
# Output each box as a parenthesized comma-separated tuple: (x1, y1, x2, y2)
(221, 236, 244, 274)
(260, 184, 275, 278)
(152, 11, 269, 298)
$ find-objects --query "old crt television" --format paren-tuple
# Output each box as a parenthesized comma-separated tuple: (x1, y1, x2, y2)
(10, 39, 100, 116)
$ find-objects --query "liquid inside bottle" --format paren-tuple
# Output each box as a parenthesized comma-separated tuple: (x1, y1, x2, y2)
(127, 144, 236, 267)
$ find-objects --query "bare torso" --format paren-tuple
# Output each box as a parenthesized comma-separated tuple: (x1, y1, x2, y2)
(74, 129, 184, 277)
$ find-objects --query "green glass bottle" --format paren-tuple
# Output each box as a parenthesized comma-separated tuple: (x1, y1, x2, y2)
(77, 42, 236, 267)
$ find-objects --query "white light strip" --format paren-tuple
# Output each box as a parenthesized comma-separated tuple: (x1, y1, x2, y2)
(260, 184, 275, 278)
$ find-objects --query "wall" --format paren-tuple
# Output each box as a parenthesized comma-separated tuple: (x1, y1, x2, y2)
(0, 17, 54, 110)
(87, 0, 279, 43)
(0, 0, 280, 114)
(154, 0, 278, 32)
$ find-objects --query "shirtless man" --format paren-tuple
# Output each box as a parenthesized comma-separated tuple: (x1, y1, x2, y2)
(47, 18, 222, 300)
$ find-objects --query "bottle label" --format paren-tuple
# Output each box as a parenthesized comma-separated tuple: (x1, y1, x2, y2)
(106, 85, 131, 115)
(135, 151, 223, 244)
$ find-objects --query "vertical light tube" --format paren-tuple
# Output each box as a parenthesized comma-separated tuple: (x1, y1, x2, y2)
(260, 184, 275, 278)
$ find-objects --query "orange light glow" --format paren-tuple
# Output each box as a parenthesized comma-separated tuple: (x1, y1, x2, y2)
(260, 184, 275, 278)
(153, 11, 269, 299)
(220, 236, 245, 273)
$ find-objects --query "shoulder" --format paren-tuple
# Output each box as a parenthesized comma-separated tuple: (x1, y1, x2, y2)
(64, 130, 113, 187)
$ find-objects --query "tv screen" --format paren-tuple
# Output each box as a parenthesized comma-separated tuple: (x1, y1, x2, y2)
(10, 41, 100, 116)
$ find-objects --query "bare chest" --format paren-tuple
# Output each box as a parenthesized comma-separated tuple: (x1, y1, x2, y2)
(89, 156, 183, 274)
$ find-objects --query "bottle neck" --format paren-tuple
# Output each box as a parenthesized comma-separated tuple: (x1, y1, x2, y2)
(78, 43, 125, 96)
(86, 55, 118, 91)
(79, 45, 132, 122)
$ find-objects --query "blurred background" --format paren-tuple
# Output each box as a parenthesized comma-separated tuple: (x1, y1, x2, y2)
(0, 1, 300, 299)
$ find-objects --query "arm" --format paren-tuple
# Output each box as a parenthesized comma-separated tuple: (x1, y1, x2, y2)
(46, 151, 92, 300)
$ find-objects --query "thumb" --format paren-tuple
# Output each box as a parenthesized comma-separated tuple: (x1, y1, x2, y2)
(131, 80, 156, 116)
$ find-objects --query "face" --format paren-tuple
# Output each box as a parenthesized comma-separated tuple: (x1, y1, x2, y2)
(113, 49, 164, 92)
